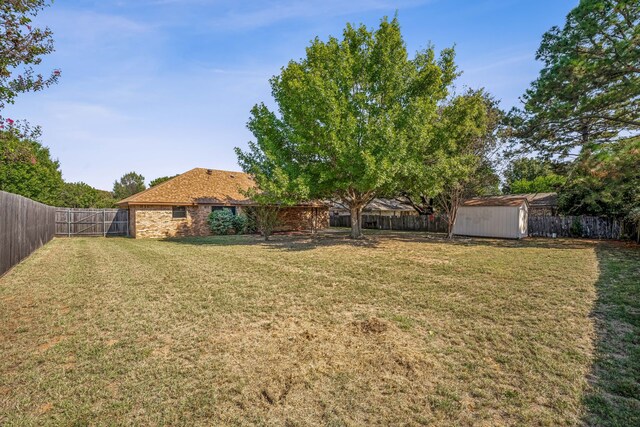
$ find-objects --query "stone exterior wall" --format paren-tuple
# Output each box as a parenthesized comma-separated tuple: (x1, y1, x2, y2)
(129, 205, 328, 238)
(130, 205, 215, 238)
(277, 207, 329, 231)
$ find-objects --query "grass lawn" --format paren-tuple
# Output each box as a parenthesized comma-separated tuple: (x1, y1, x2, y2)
(0, 231, 638, 426)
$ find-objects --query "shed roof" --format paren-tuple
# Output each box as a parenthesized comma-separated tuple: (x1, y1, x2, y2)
(461, 196, 529, 207)
(462, 193, 558, 208)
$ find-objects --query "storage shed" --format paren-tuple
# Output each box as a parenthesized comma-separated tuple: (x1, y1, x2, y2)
(453, 196, 529, 239)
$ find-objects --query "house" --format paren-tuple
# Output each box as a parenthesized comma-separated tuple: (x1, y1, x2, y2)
(330, 198, 418, 217)
(453, 196, 529, 239)
(116, 168, 328, 238)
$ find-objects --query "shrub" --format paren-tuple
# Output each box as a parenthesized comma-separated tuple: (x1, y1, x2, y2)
(231, 214, 248, 234)
(208, 209, 236, 235)
(208, 209, 248, 235)
(569, 218, 584, 237)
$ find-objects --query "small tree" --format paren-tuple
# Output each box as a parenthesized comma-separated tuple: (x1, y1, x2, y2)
(113, 172, 145, 200)
(404, 89, 501, 238)
(245, 204, 281, 241)
(94, 190, 116, 208)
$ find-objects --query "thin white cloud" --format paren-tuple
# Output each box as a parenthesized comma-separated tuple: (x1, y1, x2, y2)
(46, 101, 130, 123)
(49, 9, 152, 39)
(465, 52, 534, 74)
(207, 0, 434, 30)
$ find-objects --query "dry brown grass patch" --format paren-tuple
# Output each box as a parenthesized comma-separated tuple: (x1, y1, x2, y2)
(1, 232, 634, 425)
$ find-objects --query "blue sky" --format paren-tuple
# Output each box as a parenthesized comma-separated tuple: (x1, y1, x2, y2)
(7, 0, 575, 190)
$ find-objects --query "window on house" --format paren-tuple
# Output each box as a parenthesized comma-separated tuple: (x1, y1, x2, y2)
(172, 206, 187, 219)
(211, 206, 236, 215)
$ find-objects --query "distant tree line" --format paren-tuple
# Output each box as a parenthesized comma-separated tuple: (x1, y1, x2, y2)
(0, 131, 174, 207)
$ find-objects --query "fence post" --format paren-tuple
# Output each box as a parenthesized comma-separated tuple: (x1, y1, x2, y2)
(67, 208, 71, 237)
(103, 209, 106, 237)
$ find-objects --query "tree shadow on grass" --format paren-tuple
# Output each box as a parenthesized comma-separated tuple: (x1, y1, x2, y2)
(581, 242, 640, 426)
(161, 228, 601, 252)
(442, 236, 603, 250)
(161, 229, 381, 252)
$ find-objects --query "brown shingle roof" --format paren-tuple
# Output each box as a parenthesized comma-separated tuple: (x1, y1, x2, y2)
(462, 196, 529, 207)
(116, 168, 256, 206)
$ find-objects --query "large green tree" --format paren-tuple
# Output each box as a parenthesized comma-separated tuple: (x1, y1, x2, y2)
(0, 129, 63, 205)
(1, 0, 60, 119)
(113, 172, 145, 200)
(508, 0, 639, 157)
(236, 16, 457, 238)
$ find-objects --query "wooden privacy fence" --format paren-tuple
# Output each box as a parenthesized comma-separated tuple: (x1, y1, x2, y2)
(528, 215, 634, 240)
(55, 208, 129, 237)
(0, 191, 56, 276)
(332, 213, 638, 241)
(330, 214, 448, 233)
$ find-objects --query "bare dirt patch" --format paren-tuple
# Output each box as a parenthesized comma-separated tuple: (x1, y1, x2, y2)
(36, 335, 65, 353)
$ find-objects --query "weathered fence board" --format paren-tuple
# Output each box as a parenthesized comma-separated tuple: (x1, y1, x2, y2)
(0, 191, 56, 276)
(330, 214, 448, 233)
(55, 209, 129, 237)
(528, 215, 632, 239)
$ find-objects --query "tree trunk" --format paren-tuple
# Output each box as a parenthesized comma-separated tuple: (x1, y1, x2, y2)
(447, 213, 455, 239)
(436, 187, 461, 240)
(350, 205, 364, 239)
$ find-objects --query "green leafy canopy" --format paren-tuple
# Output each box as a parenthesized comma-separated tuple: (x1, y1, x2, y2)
(235, 16, 458, 237)
(507, 0, 640, 158)
(0, 0, 60, 116)
(0, 129, 63, 205)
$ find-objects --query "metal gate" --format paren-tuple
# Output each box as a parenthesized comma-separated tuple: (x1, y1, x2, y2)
(55, 208, 129, 237)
